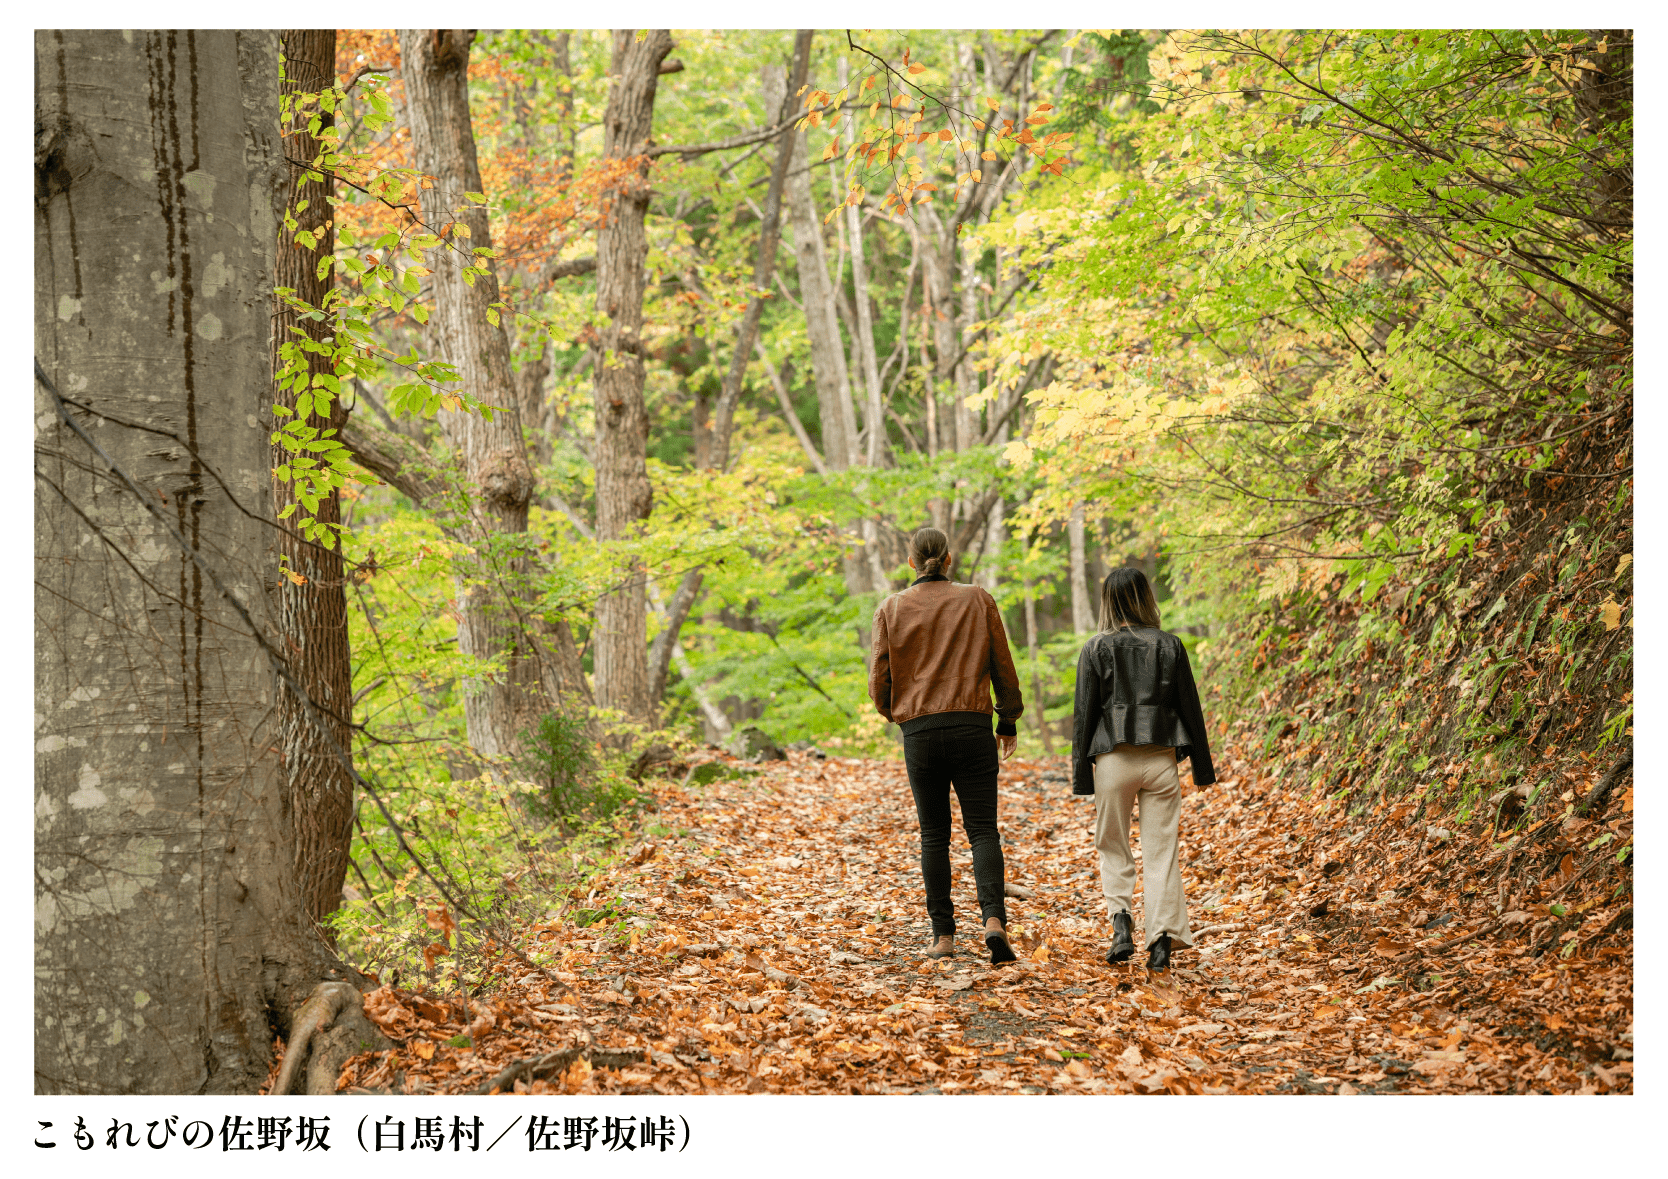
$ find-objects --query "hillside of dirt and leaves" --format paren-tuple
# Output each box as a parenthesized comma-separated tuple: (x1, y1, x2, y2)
(248, 29, 1630, 1094)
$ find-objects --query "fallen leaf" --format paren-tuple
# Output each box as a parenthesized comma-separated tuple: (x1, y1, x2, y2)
(1176, 1022, 1225, 1036)
(1374, 936, 1408, 957)
(1313, 1004, 1342, 1020)
(412, 1040, 435, 1060)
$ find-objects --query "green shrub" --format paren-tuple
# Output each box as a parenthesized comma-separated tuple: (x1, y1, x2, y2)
(512, 711, 637, 827)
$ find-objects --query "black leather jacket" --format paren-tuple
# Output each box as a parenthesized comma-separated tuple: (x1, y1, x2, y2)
(1071, 626, 1216, 794)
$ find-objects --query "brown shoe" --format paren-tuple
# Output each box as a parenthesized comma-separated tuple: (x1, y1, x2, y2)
(985, 922, 1018, 965)
(926, 935, 955, 959)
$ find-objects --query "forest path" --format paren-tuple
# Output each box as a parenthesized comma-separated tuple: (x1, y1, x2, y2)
(343, 749, 1632, 1095)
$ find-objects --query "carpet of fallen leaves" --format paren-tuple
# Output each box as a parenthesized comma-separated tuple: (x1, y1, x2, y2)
(335, 744, 1633, 1095)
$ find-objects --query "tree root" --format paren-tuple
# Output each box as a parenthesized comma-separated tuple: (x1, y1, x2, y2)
(1575, 749, 1632, 819)
(270, 981, 392, 1095)
(473, 1047, 646, 1095)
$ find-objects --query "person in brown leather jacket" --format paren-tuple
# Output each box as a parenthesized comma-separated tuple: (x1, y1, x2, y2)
(868, 527, 1025, 965)
(1071, 566, 1216, 972)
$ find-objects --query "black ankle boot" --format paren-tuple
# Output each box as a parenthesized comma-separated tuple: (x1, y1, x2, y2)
(1106, 911, 1135, 964)
(1148, 934, 1172, 971)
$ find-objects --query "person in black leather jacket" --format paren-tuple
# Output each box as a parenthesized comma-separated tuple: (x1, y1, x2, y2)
(1071, 567, 1216, 970)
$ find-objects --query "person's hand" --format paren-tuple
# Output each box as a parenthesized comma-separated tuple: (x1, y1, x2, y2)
(998, 734, 1017, 761)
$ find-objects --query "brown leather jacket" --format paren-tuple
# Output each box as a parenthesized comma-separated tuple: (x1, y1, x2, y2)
(868, 574, 1025, 735)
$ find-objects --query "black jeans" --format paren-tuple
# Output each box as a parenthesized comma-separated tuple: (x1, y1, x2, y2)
(902, 724, 1007, 937)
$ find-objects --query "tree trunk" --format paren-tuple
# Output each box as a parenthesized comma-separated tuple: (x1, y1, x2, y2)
(707, 31, 812, 471)
(550, 32, 576, 186)
(272, 29, 355, 933)
(645, 33, 812, 712)
(784, 44, 855, 472)
(399, 29, 549, 759)
(1069, 502, 1095, 632)
(845, 210, 885, 471)
(1022, 575, 1055, 755)
(841, 163, 890, 593)
(590, 28, 673, 726)
(35, 28, 345, 1094)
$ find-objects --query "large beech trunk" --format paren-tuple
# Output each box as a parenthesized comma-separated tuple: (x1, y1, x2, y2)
(272, 29, 355, 931)
(399, 29, 558, 758)
(590, 29, 673, 726)
(35, 28, 347, 1094)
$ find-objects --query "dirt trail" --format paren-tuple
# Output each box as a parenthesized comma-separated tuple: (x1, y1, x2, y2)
(340, 748, 1633, 1095)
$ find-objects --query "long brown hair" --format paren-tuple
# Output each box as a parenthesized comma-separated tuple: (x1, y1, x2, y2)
(909, 527, 951, 577)
(1099, 566, 1162, 631)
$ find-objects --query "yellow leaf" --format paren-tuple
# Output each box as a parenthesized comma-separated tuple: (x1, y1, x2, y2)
(282, 569, 308, 585)
(984, 96, 1000, 111)
(821, 137, 841, 161)
(412, 1040, 435, 1060)
(1031, 943, 1050, 963)
(982, 150, 998, 161)
(973, 119, 986, 130)
(908, 62, 926, 75)
(970, 169, 982, 182)
(1599, 598, 1623, 630)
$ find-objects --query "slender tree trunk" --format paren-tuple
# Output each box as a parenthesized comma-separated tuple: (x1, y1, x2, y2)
(784, 47, 855, 473)
(271, 30, 356, 931)
(1022, 575, 1055, 755)
(841, 152, 890, 592)
(35, 28, 345, 1093)
(647, 34, 811, 713)
(590, 28, 673, 725)
(553, 33, 576, 181)
(1069, 501, 1095, 632)
(709, 32, 812, 470)
(400, 29, 550, 759)
(846, 211, 884, 470)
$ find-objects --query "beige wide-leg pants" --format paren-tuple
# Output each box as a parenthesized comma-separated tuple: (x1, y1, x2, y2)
(1093, 743, 1193, 949)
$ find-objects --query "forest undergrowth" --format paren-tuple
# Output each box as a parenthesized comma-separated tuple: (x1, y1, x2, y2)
(315, 741, 1633, 1097)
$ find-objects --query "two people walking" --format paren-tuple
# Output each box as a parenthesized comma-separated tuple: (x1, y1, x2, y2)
(868, 527, 1215, 971)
